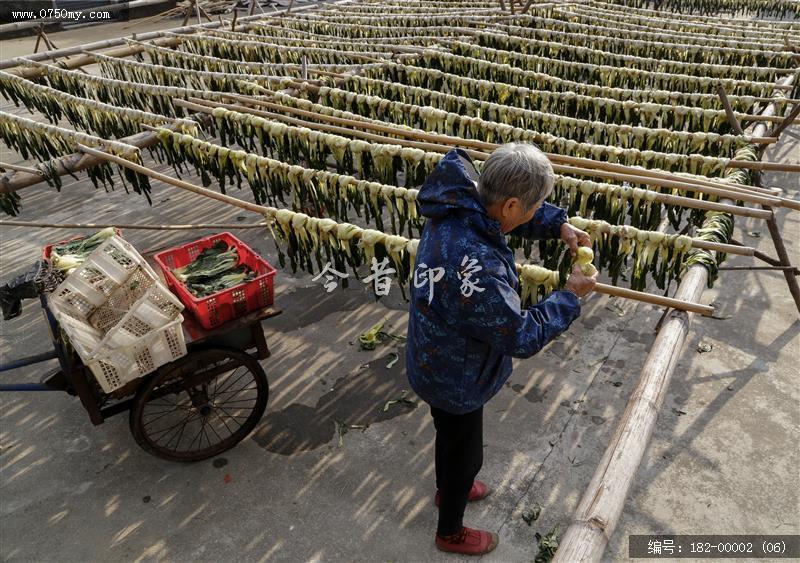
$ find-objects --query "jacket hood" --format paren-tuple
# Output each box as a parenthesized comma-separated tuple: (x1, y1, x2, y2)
(417, 149, 489, 220)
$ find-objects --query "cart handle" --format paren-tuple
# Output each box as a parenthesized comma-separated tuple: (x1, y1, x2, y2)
(0, 383, 59, 392)
(0, 350, 58, 373)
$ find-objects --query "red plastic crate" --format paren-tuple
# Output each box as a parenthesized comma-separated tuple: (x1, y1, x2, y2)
(154, 232, 277, 330)
(43, 229, 123, 260)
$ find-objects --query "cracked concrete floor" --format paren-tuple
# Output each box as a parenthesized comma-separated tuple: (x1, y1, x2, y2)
(1, 22, 799, 563)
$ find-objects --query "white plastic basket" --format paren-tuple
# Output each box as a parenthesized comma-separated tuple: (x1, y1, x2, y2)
(48, 236, 151, 318)
(48, 236, 187, 393)
(85, 317, 187, 393)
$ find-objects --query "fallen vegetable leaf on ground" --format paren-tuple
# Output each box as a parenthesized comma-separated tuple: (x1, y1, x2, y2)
(333, 420, 370, 447)
(358, 318, 407, 350)
(383, 390, 418, 412)
(535, 525, 560, 563)
(522, 503, 542, 525)
(605, 302, 626, 317)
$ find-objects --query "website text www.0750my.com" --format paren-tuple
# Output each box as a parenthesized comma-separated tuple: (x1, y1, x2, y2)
(10, 8, 114, 23)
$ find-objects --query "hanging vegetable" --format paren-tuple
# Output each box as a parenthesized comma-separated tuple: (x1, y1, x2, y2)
(0, 110, 151, 201)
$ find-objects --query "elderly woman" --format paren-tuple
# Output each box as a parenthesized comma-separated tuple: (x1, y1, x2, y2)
(406, 144, 596, 555)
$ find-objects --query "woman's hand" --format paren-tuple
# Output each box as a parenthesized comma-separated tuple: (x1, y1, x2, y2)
(560, 222, 591, 257)
(565, 264, 597, 298)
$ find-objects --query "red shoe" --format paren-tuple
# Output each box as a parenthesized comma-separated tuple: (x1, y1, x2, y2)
(434, 480, 491, 507)
(435, 527, 498, 555)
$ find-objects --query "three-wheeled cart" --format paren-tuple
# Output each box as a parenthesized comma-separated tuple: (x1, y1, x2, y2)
(0, 256, 281, 462)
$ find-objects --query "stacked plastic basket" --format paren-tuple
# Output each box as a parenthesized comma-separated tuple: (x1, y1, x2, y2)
(48, 236, 187, 393)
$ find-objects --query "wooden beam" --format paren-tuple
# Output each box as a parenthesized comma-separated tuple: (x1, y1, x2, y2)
(0, 161, 42, 175)
(716, 84, 744, 135)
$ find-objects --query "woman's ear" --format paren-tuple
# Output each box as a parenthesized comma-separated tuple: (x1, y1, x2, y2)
(501, 197, 521, 218)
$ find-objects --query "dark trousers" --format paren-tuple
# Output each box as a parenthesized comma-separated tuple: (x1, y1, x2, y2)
(430, 404, 484, 536)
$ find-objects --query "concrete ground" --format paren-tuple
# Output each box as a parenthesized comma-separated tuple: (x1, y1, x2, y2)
(1, 17, 799, 563)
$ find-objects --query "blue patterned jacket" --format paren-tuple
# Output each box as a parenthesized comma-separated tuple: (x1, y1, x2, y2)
(406, 150, 582, 414)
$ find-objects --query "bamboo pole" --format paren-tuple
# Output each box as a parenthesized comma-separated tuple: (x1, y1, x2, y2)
(552, 265, 710, 562)
(183, 97, 780, 215)
(593, 283, 713, 316)
(716, 84, 744, 135)
(719, 265, 800, 272)
(726, 160, 800, 172)
(0, 162, 42, 175)
(555, 164, 775, 217)
(75, 143, 714, 317)
(75, 144, 267, 214)
(0, 220, 267, 230)
(580, 223, 754, 257)
(552, 68, 797, 563)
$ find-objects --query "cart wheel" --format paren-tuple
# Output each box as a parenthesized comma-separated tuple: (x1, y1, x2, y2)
(129, 347, 268, 462)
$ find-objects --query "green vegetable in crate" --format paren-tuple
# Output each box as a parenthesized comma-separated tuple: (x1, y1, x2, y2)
(172, 240, 239, 284)
(188, 265, 257, 298)
(172, 240, 259, 298)
(50, 227, 116, 273)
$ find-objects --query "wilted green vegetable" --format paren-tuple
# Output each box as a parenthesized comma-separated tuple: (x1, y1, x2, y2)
(173, 240, 238, 283)
(358, 319, 406, 350)
(173, 240, 256, 297)
(50, 227, 116, 274)
(187, 265, 256, 297)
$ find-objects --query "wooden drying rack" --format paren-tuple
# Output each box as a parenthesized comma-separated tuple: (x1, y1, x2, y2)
(0, 2, 798, 561)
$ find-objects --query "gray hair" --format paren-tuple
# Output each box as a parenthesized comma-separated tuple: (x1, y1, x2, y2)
(477, 143, 554, 209)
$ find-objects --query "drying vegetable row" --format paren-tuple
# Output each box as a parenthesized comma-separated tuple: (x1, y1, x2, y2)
(151, 124, 714, 293)
(345, 68, 754, 141)
(594, 0, 797, 19)
(30, 60, 268, 118)
(473, 29, 790, 78)
(557, 3, 798, 40)
(0, 70, 196, 140)
(313, 82, 748, 162)
(575, 0, 799, 29)
(169, 32, 395, 66)
(438, 43, 780, 98)
(511, 11, 791, 52)
(0, 110, 151, 200)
